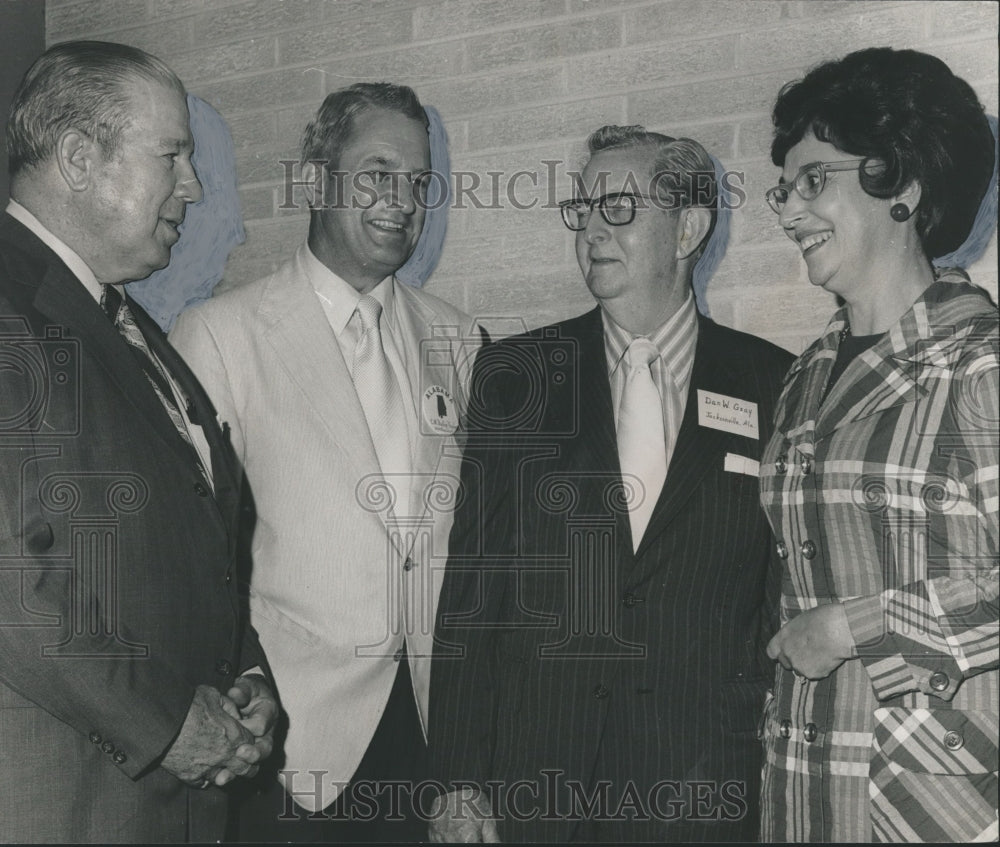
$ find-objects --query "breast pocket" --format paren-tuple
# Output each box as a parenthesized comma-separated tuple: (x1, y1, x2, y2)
(870, 706, 998, 841)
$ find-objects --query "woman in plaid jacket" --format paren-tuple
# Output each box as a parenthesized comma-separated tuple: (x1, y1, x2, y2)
(758, 47, 997, 842)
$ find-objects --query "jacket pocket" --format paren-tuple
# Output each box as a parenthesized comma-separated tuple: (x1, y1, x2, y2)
(872, 707, 998, 775)
(869, 707, 999, 842)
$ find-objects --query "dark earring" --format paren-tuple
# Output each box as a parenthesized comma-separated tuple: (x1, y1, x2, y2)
(890, 203, 911, 222)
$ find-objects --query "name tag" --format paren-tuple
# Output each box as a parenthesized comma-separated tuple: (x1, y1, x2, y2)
(697, 389, 759, 440)
(724, 453, 759, 477)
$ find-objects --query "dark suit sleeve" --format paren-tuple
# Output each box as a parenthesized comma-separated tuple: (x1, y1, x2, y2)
(428, 343, 515, 793)
(0, 436, 196, 778)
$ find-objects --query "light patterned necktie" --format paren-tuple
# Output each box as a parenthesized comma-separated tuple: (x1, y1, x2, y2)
(352, 296, 411, 502)
(617, 337, 668, 552)
(101, 285, 206, 480)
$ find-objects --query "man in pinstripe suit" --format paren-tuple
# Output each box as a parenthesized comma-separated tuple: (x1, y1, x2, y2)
(428, 126, 793, 842)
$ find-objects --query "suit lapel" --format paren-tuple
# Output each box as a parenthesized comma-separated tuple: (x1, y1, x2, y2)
(29, 250, 196, 466)
(260, 262, 393, 545)
(392, 282, 448, 480)
(631, 317, 748, 563)
(133, 300, 240, 521)
(569, 310, 634, 571)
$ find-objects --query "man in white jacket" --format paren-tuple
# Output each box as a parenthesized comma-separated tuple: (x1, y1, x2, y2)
(171, 82, 483, 842)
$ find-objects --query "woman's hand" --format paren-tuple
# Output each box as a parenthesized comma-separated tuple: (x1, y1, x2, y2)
(767, 603, 855, 680)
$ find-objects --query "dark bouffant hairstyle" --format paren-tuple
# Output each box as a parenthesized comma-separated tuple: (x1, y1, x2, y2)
(771, 47, 994, 259)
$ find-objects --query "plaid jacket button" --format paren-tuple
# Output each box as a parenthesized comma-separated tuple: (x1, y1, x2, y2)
(800, 540, 817, 559)
(803, 722, 818, 742)
(776, 540, 789, 559)
(943, 730, 964, 751)
(929, 671, 949, 691)
(779, 719, 792, 739)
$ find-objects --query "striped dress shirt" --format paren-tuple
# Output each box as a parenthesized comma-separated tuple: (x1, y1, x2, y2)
(759, 270, 999, 842)
(603, 293, 697, 472)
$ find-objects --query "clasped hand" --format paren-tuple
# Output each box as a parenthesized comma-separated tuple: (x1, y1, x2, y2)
(766, 602, 855, 680)
(161, 674, 278, 788)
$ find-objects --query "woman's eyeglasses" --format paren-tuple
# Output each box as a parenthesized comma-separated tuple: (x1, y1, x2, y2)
(765, 159, 867, 214)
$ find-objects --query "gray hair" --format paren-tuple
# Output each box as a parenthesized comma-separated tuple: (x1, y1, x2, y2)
(587, 124, 718, 252)
(6, 40, 185, 176)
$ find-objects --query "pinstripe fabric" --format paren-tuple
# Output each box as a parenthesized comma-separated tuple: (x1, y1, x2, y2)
(429, 307, 792, 842)
(759, 272, 999, 842)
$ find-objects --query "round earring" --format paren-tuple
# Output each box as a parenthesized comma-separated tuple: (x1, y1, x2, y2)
(890, 203, 911, 222)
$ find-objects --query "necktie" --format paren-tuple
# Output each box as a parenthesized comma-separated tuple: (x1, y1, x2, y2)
(617, 338, 668, 552)
(101, 285, 206, 479)
(352, 296, 411, 510)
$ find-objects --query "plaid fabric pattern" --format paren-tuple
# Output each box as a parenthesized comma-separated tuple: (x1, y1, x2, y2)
(759, 271, 999, 842)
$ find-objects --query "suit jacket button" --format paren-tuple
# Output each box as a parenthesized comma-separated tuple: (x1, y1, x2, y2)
(194, 481, 209, 497)
(393, 648, 404, 662)
(593, 684, 609, 700)
(803, 722, 818, 743)
(215, 658, 233, 676)
(112, 750, 127, 764)
(100, 741, 114, 754)
(225, 569, 233, 585)
(403, 557, 414, 571)
(800, 540, 817, 559)
(776, 540, 789, 559)
(779, 719, 792, 739)
(929, 671, 949, 691)
(89, 732, 102, 745)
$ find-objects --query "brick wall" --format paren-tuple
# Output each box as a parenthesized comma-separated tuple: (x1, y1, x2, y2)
(47, 0, 998, 351)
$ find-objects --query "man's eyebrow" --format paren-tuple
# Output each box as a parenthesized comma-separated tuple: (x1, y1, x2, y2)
(158, 136, 194, 152)
(358, 155, 394, 168)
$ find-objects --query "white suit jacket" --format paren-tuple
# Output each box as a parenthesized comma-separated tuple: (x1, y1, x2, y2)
(170, 247, 483, 811)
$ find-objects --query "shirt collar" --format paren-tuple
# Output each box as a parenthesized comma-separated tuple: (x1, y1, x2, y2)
(6, 199, 104, 303)
(300, 243, 396, 336)
(603, 293, 699, 379)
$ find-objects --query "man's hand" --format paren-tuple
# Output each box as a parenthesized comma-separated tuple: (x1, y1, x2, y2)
(161, 684, 260, 787)
(428, 787, 500, 843)
(767, 602, 855, 680)
(209, 674, 280, 786)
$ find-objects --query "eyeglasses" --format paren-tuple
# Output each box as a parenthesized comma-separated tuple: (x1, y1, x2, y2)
(558, 192, 658, 231)
(765, 159, 867, 214)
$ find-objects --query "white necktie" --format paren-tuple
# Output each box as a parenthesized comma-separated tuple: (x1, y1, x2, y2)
(352, 296, 411, 510)
(617, 338, 668, 552)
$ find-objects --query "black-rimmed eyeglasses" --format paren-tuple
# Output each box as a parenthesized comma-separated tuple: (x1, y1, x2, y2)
(765, 159, 867, 214)
(559, 192, 659, 231)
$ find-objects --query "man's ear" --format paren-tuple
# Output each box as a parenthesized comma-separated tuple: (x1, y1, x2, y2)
(300, 161, 327, 210)
(676, 207, 712, 260)
(55, 130, 98, 192)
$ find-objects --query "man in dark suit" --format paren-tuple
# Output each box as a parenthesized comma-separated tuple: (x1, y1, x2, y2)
(0, 41, 276, 843)
(428, 126, 793, 842)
